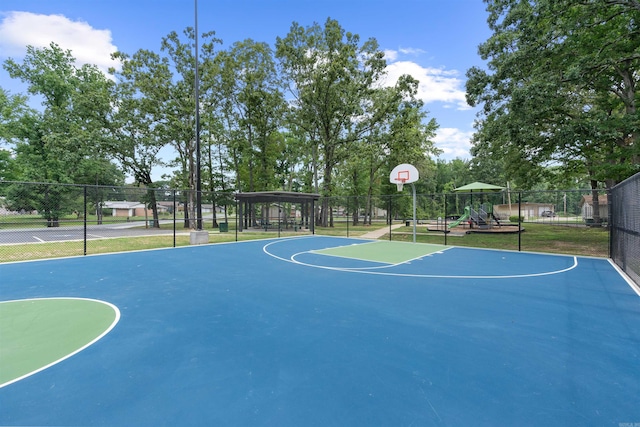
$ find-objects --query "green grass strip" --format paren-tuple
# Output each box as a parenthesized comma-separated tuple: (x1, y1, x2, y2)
(312, 240, 446, 264)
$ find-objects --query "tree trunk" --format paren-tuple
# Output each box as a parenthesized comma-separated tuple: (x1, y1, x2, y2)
(96, 202, 103, 225)
(147, 188, 160, 229)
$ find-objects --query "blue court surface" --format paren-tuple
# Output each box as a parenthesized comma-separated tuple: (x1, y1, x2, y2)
(1, 236, 639, 426)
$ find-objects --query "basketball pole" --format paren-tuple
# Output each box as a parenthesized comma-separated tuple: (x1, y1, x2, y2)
(411, 182, 416, 243)
(390, 164, 419, 244)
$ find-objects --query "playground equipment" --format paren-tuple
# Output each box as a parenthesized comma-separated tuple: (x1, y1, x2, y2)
(450, 182, 505, 230)
(448, 206, 471, 228)
(448, 204, 501, 229)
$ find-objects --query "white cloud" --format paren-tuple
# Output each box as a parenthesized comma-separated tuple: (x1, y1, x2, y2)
(383, 49, 398, 61)
(433, 127, 474, 160)
(385, 47, 426, 59)
(398, 47, 426, 56)
(0, 11, 120, 74)
(383, 60, 470, 110)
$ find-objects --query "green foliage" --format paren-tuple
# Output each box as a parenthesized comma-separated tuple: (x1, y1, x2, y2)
(0, 149, 18, 181)
(2, 44, 123, 223)
(3, 19, 441, 231)
(467, 0, 640, 188)
(4, 182, 81, 226)
(276, 18, 438, 226)
(214, 39, 286, 193)
(108, 49, 171, 187)
(0, 88, 30, 147)
(3, 43, 118, 183)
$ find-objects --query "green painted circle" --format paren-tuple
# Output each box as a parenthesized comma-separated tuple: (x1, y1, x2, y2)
(0, 298, 120, 387)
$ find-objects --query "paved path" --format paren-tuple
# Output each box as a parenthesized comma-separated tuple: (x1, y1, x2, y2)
(0, 221, 176, 245)
(359, 223, 404, 239)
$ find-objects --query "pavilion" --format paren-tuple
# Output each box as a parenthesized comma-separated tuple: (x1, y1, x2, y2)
(234, 191, 320, 233)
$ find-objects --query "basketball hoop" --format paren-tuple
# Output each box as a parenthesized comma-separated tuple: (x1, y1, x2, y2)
(389, 163, 419, 243)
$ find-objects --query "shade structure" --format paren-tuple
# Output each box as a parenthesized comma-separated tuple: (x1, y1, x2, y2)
(234, 191, 320, 233)
(453, 182, 505, 192)
(234, 191, 320, 203)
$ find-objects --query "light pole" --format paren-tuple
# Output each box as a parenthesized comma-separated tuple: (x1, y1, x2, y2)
(194, 0, 202, 230)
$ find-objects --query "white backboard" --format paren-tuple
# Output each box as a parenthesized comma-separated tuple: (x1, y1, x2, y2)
(389, 163, 419, 184)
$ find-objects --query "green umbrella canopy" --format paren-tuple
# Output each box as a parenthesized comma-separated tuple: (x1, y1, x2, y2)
(453, 182, 505, 192)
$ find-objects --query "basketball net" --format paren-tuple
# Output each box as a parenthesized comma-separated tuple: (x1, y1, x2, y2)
(396, 178, 406, 192)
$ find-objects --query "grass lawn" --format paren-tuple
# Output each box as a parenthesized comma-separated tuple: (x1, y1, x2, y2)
(314, 224, 375, 237)
(0, 230, 287, 263)
(387, 223, 609, 257)
(0, 221, 609, 263)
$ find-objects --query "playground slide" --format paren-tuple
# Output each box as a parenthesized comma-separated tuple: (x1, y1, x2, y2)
(448, 206, 470, 228)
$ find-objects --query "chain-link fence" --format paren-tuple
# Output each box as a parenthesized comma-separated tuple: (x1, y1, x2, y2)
(1, 181, 615, 263)
(610, 172, 640, 288)
(315, 188, 610, 258)
(0, 181, 237, 262)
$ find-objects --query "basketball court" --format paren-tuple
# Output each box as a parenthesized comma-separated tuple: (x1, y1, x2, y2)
(1, 236, 639, 426)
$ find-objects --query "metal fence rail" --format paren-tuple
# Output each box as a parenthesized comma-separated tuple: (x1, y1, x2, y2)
(610, 172, 640, 288)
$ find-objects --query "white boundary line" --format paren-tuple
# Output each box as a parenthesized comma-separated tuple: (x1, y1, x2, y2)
(0, 297, 121, 389)
(306, 246, 454, 271)
(608, 259, 640, 297)
(262, 239, 579, 279)
(0, 233, 303, 265)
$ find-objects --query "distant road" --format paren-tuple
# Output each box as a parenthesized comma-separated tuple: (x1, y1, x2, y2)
(0, 221, 179, 245)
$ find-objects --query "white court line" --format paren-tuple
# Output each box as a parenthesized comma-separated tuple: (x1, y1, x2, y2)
(0, 297, 121, 389)
(32, 236, 45, 243)
(263, 239, 579, 279)
(305, 246, 454, 271)
(608, 259, 640, 296)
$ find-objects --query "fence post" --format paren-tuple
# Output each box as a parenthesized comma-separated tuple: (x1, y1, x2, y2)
(173, 190, 176, 248)
(607, 188, 612, 259)
(346, 197, 350, 238)
(444, 194, 447, 246)
(518, 192, 522, 252)
(388, 196, 392, 241)
(83, 185, 87, 256)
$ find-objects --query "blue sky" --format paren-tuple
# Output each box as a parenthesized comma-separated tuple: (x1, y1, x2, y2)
(0, 0, 491, 180)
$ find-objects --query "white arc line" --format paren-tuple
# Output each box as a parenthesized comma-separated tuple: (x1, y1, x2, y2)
(0, 297, 121, 389)
(263, 239, 579, 279)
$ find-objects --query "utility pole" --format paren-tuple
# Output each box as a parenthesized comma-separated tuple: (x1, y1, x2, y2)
(194, 0, 203, 230)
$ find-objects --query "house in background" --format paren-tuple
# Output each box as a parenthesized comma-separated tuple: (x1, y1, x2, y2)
(103, 201, 169, 217)
(580, 194, 608, 222)
(103, 201, 147, 217)
(493, 202, 555, 220)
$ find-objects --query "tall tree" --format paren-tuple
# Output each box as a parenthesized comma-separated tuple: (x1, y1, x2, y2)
(466, 0, 640, 193)
(159, 28, 221, 228)
(276, 18, 428, 227)
(3, 43, 118, 225)
(359, 80, 439, 225)
(107, 50, 174, 227)
(214, 39, 286, 194)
